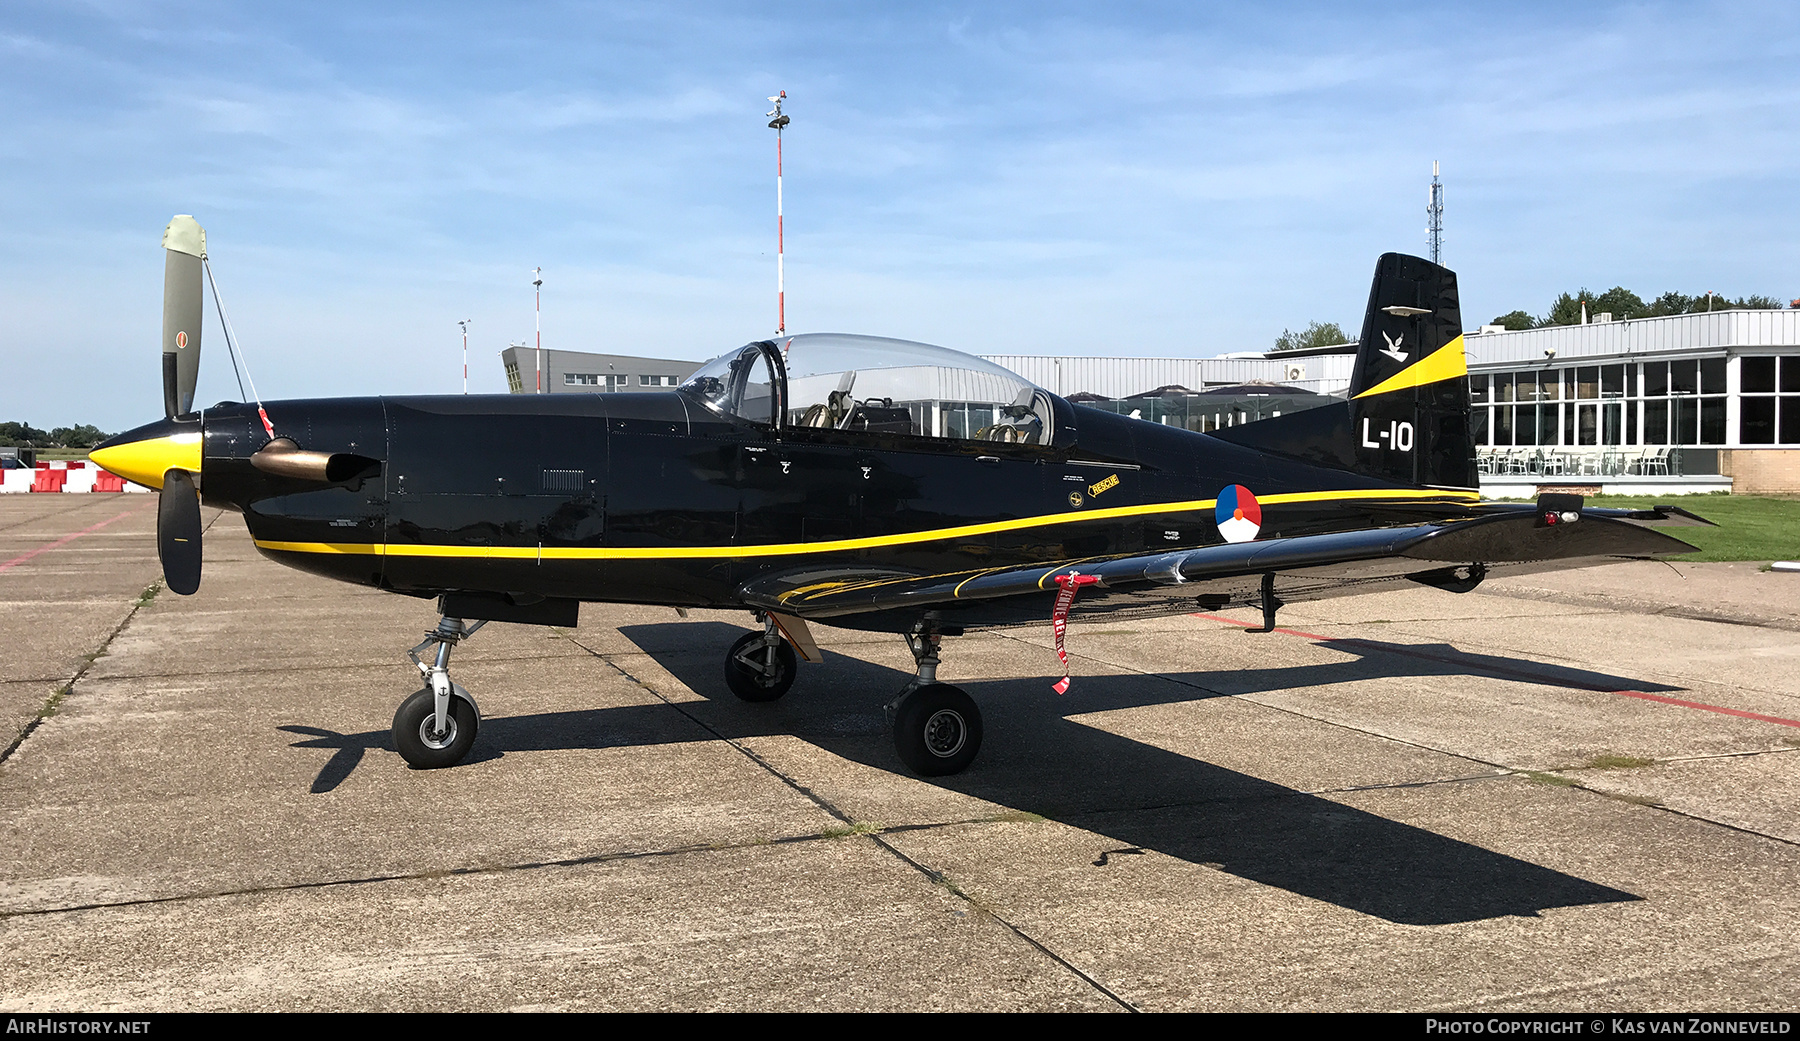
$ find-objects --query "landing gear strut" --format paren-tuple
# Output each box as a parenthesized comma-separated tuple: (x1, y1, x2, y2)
(393, 616, 485, 768)
(888, 626, 982, 777)
(725, 614, 797, 702)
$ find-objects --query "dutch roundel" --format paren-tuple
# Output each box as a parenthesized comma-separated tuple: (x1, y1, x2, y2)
(1215, 485, 1262, 543)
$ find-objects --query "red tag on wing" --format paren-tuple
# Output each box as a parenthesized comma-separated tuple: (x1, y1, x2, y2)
(1050, 572, 1101, 694)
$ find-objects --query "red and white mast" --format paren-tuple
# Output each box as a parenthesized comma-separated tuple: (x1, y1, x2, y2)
(458, 318, 471, 394)
(532, 267, 544, 393)
(767, 92, 790, 337)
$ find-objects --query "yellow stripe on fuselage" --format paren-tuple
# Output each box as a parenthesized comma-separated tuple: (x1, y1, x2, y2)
(1353, 334, 1468, 400)
(252, 488, 1480, 562)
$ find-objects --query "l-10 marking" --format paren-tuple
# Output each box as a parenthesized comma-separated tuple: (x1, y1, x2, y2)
(1361, 418, 1416, 452)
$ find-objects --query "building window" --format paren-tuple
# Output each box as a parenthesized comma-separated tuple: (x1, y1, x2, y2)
(504, 361, 523, 394)
(639, 374, 678, 387)
(564, 373, 600, 386)
(1642, 359, 1726, 446)
(1477, 360, 1729, 449)
(1740, 355, 1800, 445)
(604, 374, 630, 390)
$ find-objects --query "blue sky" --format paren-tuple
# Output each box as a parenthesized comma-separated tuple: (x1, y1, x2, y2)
(3, 1, 1796, 431)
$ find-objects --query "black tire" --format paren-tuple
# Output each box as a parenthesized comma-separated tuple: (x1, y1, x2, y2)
(725, 631, 797, 702)
(892, 683, 983, 776)
(392, 687, 479, 769)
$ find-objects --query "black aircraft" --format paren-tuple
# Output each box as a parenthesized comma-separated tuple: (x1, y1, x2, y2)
(94, 216, 1707, 776)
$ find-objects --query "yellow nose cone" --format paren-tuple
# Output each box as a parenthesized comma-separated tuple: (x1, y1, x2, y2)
(90, 423, 202, 490)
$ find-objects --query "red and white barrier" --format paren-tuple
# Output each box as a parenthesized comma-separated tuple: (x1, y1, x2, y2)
(1, 461, 151, 493)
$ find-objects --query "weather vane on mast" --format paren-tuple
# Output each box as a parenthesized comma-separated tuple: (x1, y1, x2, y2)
(767, 91, 789, 339)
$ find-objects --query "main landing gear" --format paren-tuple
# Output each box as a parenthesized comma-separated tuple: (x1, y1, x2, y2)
(393, 616, 486, 769)
(887, 627, 982, 777)
(717, 618, 984, 777)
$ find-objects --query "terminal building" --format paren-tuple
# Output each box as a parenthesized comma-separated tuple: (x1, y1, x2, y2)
(503, 308, 1800, 495)
(499, 346, 701, 395)
(1456, 310, 1800, 495)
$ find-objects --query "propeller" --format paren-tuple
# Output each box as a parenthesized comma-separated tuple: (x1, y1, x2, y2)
(158, 214, 206, 593)
(157, 468, 202, 595)
(162, 215, 205, 418)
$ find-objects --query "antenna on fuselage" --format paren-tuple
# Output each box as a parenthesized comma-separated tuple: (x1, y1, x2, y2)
(767, 91, 789, 341)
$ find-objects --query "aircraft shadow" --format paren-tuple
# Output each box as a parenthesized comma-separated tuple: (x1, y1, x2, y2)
(282, 620, 1653, 925)
(613, 622, 1644, 925)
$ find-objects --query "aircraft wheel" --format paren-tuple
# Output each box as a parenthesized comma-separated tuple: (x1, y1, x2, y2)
(725, 631, 796, 702)
(392, 687, 479, 769)
(893, 683, 982, 777)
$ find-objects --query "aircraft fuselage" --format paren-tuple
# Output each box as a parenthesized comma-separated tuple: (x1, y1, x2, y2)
(188, 389, 1477, 628)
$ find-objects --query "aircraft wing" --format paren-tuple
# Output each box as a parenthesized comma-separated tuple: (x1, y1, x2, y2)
(738, 507, 1700, 625)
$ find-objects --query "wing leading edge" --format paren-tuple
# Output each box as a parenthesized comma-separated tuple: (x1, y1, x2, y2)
(739, 508, 1699, 627)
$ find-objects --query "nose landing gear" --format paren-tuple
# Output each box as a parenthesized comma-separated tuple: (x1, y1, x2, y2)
(725, 615, 798, 701)
(393, 616, 486, 768)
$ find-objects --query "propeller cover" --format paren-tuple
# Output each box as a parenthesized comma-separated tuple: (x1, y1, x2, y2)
(89, 417, 202, 492)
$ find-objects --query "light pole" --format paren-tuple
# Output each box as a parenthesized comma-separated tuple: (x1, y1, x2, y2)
(767, 91, 789, 338)
(533, 267, 544, 393)
(458, 319, 471, 394)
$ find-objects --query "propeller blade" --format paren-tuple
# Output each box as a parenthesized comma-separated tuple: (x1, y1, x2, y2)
(161, 215, 206, 419)
(157, 469, 203, 595)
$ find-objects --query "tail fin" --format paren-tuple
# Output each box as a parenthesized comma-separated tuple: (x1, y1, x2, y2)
(1345, 253, 1474, 488)
(1215, 252, 1476, 490)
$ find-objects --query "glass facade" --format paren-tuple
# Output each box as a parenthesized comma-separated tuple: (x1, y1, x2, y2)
(1473, 358, 1743, 448)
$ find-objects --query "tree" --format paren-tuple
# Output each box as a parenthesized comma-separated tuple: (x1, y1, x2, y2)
(1543, 290, 1592, 326)
(0, 421, 111, 448)
(1590, 286, 1647, 320)
(1645, 291, 1694, 317)
(0, 421, 50, 447)
(1272, 320, 1351, 352)
(1502, 286, 1785, 326)
(48, 424, 110, 449)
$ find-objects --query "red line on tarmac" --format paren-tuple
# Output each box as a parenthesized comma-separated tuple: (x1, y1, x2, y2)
(0, 508, 148, 574)
(1191, 611, 1800, 730)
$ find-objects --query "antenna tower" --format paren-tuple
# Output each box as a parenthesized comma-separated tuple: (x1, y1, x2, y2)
(1427, 160, 1444, 265)
(767, 91, 790, 337)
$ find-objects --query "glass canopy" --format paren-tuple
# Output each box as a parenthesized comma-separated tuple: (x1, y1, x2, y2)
(682, 333, 1055, 445)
